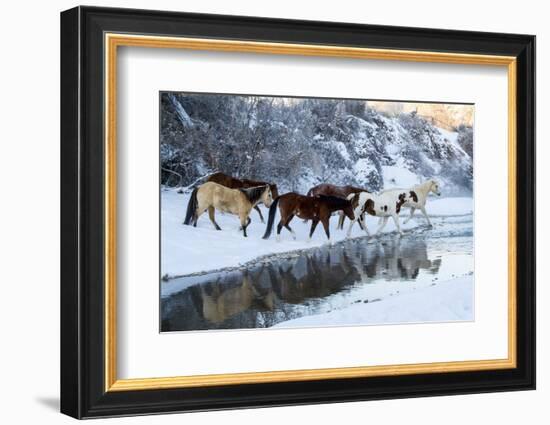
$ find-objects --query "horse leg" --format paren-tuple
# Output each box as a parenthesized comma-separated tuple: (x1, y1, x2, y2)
(403, 207, 416, 224)
(240, 214, 250, 237)
(359, 214, 370, 236)
(238, 216, 252, 231)
(391, 213, 403, 236)
(276, 212, 288, 242)
(346, 217, 356, 238)
(276, 220, 284, 242)
(254, 205, 265, 224)
(338, 212, 345, 230)
(308, 219, 319, 242)
(284, 214, 296, 240)
(375, 216, 389, 235)
(420, 206, 432, 227)
(208, 207, 222, 230)
(193, 208, 205, 227)
(321, 217, 331, 243)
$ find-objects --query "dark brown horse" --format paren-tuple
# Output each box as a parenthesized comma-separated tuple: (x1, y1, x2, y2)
(207, 172, 279, 223)
(307, 183, 370, 229)
(262, 193, 357, 242)
(307, 183, 367, 198)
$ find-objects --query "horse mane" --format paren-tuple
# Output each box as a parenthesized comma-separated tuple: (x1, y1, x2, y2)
(240, 185, 268, 204)
(346, 185, 368, 192)
(242, 178, 264, 187)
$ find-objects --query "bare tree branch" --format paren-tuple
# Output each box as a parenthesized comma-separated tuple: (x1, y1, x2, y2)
(161, 167, 183, 188)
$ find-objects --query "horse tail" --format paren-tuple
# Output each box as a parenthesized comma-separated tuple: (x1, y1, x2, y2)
(184, 187, 199, 225)
(262, 196, 280, 239)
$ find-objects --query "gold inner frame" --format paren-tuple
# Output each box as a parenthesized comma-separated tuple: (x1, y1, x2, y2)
(104, 33, 517, 392)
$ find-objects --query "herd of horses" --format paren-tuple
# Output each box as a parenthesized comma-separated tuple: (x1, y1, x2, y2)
(183, 171, 441, 241)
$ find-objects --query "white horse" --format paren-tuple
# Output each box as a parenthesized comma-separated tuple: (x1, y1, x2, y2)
(346, 191, 410, 237)
(382, 179, 441, 226)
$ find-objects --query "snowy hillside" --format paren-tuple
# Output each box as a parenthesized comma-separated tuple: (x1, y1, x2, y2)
(160, 94, 474, 196)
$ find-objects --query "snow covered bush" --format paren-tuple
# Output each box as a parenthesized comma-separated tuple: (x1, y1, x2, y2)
(160, 93, 473, 195)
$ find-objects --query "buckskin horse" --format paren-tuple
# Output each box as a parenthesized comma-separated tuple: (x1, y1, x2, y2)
(184, 181, 273, 237)
(262, 193, 357, 243)
(207, 172, 279, 223)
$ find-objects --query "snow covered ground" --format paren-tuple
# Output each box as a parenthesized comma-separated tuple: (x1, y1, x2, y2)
(273, 276, 473, 328)
(161, 188, 473, 278)
(161, 188, 474, 330)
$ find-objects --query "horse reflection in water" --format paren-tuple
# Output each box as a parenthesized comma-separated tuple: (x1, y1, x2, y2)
(200, 273, 276, 325)
(161, 238, 442, 332)
(364, 239, 442, 280)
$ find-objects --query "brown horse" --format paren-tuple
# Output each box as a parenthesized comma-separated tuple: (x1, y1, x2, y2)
(307, 183, 370, 229)
(207, 172, 279, 223)
(262, 193, 357, 242)
(184, 181, 273, 237)
(307, 183, 367, 198)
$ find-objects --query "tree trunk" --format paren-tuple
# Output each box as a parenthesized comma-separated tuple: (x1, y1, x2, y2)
(168, 93, 193, 129)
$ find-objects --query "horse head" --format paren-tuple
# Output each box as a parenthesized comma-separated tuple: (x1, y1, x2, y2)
(261, 185, 274, 207)
(362, 198, 376, 216)
(429, 179, 441, 196)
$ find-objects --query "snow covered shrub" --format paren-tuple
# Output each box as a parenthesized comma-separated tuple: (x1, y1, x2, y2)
(160, 93, 473, 195)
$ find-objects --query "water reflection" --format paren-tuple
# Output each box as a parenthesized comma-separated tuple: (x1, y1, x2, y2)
(161, 237, 444, 332)
(365, 240, 441, 280)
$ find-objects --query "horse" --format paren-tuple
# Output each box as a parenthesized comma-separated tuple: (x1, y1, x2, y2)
(346, 191, 410, 237)
(262, 193, 357, 243)
(307, 183, 368, 198)
(184, 181, 273, 237)
(207, 172, 279, 223)
(307, 183, 370, 229)
(381, 179, 441, 227)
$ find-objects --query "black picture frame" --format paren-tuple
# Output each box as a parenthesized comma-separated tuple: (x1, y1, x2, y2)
(61, 5, 535, 419)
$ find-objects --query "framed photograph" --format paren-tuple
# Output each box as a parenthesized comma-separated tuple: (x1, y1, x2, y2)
(61, 6, 535, 419)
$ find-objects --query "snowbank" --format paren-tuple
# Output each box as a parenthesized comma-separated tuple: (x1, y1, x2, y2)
(273, 275, 473, 328)
(427, 197, 473, 216)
